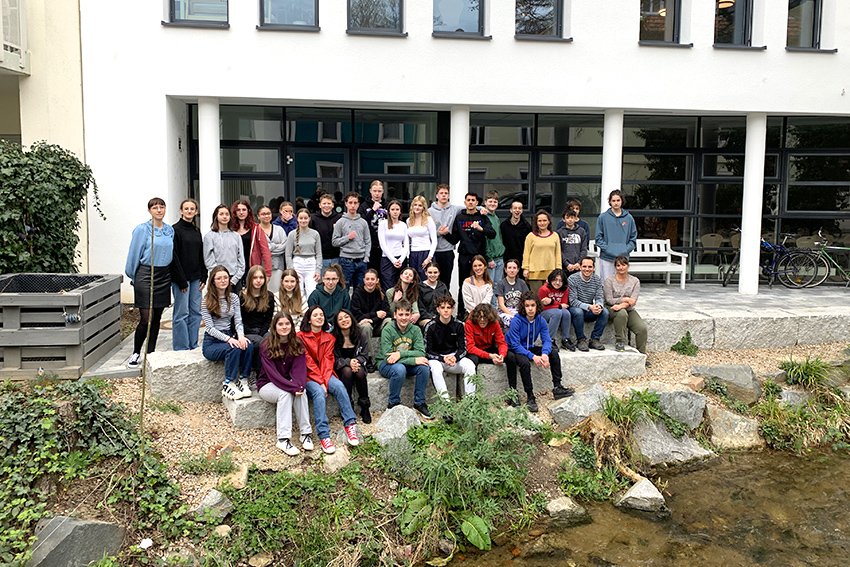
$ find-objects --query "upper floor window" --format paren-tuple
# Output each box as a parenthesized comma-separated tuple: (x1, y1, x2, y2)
(348, 0, 403, 34)
(433, 0, 484, 36)
(640, 0, 681, 43)
(171, 0, 227, 24)
(516, 0, 562, 38)
(714, 0, 752, 45)
(787, 0, 822, 48)
(260, 0, 318, 28)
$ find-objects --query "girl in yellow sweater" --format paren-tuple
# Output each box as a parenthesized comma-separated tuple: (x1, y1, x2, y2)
(522, 211, 562, 295)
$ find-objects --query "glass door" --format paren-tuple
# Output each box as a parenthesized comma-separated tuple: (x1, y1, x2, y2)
(287, 148, 349, 213)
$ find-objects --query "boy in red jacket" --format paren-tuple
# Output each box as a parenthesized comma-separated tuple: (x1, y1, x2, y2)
(464, 303, 520, 406)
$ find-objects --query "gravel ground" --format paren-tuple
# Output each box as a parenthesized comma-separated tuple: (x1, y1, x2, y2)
(106, 342, 849, 508)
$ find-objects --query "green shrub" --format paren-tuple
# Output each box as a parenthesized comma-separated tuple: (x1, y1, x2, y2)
(780, 356, 831, 390)
(602, 389, 689, 439)
(763, 378, 782, 399)
(671, 332, 699, 356)
(558, 464, 629, 501)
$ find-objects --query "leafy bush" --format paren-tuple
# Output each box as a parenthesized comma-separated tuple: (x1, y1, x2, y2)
(780, 356, 831, 390)
(178, 451, 236, 475)
(671, 331, 699, 356)
(558, 464, 629, 501)
(0, 141, 103, 272)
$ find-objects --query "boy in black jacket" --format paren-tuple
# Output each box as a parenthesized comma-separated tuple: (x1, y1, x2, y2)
(424, 295, 476, 401)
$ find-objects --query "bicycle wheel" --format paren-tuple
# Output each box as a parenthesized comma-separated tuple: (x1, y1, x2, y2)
(806, 252, 831, 288)
(722, 252, 740, 287)
(776, 252, 818, 288)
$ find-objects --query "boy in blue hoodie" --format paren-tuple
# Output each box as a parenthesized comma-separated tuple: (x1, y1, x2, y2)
(595, 189, 637, 282)
(505, 291, 573, 412)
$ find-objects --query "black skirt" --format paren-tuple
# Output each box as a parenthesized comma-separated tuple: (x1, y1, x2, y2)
(133, 264, 171, 308)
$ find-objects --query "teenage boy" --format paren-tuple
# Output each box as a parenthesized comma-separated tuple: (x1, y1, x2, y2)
(418, 262, 448, 329)
(568, 257, 609, 352)
(379, 299, 432, 417)
(506, 291, 573, 412)
(429, 184, 462, 289)
(332, 192, 371, 291)
(482, 191, 506, 307)
(595, 189, 637, 282)
(556, 198, 591, 238)
(424, 295, 476, 401)
(358, 180, 388, 272)
(310, 193, 342, 271)
(500, 198, 532, 272)
(557, 210, 588, 276)
(455, 192, 495, 317)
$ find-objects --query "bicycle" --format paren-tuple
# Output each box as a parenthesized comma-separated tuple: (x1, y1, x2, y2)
(801, 230, 850, 288)
(721, 232, 818, 288)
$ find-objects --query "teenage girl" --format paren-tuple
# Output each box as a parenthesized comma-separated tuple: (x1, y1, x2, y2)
(406, 195, 437, 282)
(285, 208, 323, 298)
(386, 267, 421, 324)
(240, 265, 276, 374)
(171, 198, 206, 351)
(231, 200, 272, 289)
(350, 268, 390, 372)
(378, 199, 409, 290)
(277, 268, 308, 329)
(495, 259, 529, 328)
(203, 204, 244, 288)
(538, 268, 574, 351)
(461, 255, 493, 316)
(331, 309, 372, 423)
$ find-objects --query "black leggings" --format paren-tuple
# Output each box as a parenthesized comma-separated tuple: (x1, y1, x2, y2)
(337, 366, 369, 402)
(133, 307, 164, 355)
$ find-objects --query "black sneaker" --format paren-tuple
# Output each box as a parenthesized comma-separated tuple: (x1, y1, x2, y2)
(552, 385, 574, 399)
(413, 403, 432, 418)
(387, 401, 401, 411)
(615, 341, 625, 352)
(576, 338, 589, 352)
(526, 396, 539, 413)
(561, 339, 576, 352)
(366, 359, 377, 374)
(127, 353, 141, 368)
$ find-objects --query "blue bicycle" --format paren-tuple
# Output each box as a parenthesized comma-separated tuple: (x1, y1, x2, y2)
(722, 233, 817, 288)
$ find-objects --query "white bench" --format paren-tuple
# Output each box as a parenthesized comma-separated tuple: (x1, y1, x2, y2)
(588, 239, 688, 289)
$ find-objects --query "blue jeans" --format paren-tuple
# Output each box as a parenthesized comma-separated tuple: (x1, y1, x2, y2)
(305, 377, 357, 440)
(202, 333, 254, 382)
(541, 308, 572, 342)
(322, 258, 339, 272)
(488, 258, 504, 308)
(339, 257, 367, 291)
(380, 362, 429, 406)
(568, 306, 609, 340)
(171, 279, 202, 351)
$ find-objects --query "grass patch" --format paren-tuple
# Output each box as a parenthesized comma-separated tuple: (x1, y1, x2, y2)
(780, 356, 831, 389)
(177, 451, 237, 475)
(149, 396, 183, 415)
(602, 389, 689, 439)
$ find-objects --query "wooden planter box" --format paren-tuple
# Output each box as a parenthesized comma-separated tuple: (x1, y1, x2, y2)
(0, 274, 123, 378)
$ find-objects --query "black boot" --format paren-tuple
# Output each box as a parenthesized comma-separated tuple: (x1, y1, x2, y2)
(358, 397, 372, 424)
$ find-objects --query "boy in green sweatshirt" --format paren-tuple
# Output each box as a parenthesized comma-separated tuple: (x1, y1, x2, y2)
(379, 299, 432, 417)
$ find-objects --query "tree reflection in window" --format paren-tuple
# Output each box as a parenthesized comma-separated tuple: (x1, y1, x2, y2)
(349, 0, 401, 31)
(516, 0, 559, 36)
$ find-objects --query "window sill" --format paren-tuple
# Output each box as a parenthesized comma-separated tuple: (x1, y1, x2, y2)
(161, 20, 229, 29)
(713, 43, 766, 51)
(515, 35, 573, 43)
(257, 24, 320, 32)
(432, 31, 491, 40)
(786, 46, 837, 53)
(639, 40, 693, 48)
(346, 29, 407, 37)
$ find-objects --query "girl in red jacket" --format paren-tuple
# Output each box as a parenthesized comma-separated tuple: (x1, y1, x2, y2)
(464, 304, 520, 406)
(538, 269, 575, 351)
(298, 305, 359, 454)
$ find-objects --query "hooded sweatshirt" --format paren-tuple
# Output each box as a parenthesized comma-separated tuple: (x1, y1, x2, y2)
(464, 320, 508, 359)
(332, 213, 372, 260)
(500, 216, 532, 266)
(505, 313, 552, 359)
(297, 330, 336, 388)
(556, 224, 588, 269)
(595, 208, 637, 262)
(273, 215, 297, 235)
(309, 211, 342, 260)
(380, 320, 426, 368)
(307, 284, 351, 315)
(428, 202, 461, 252)
(257, 345, 307, 395)
(455, 209, 496, 257)
(483, 211, 506, 262)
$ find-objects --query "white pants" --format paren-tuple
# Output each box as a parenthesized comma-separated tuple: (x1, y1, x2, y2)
(598, 259, 615, 282)
(268, 269, 283, 294)
(428, 358, 477, 400)
(291, 256, 318, 298)
(258, 383, 312, 440)
(499, 308, 517, 327)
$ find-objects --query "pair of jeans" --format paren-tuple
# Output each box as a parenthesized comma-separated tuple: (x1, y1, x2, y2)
(322, 258, 339, 272)
(428, 358, 477, 400)
(541, 308, 572, 343)
(515, 345, 562, 394)
(171, 279, 202, 351)
(339, 257, 367, 291)
(258, 383, 312, 440)
(305, 377, 357, 440)
(380, 256, 406, 292)
(202, 333, 254, 382)
(380, 362, 429, 406)
(488, 258, 504, 308)
(569, 306, 609, 340)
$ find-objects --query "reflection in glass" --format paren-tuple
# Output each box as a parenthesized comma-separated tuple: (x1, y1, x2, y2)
(623, 184, 690, 211)
(540, 154, 603, 177)
(702, 154, 745, 178)
(468, 153, 530, 184)
(348, 0, 402, 31)
(172, 0, 227, 22)
(623, 116, 697, 148)
(640, 0, 679, 42)
(468, 182, 529, 207)
(623, 154, 692, 182)
(470, 113, 534, 146)
(434, 0, 481, 33)
(696, 184, 743, 216)
(787, 0, 820, 48)
(535, 182, 601, 235)
(358, 151, 434, 176)
(632, 215, 689, 246)
(788, 186, 850, 212)
(353, 181, 438, 211)
(221, 149, 280, 174)
(262, 0, 317, 26)
(221, 106, 283, 141)
(537, 115, 604, 147)
(286, 108, 352, 143)
(786, 117, 850, 149)
(516, 0, 558, 36)
(700, 116, 746, 150)
(354, 110, 438, 144)
(221, 180, 284, 211)
(714, 0, 751, 45)
(789, 155, 850, 182)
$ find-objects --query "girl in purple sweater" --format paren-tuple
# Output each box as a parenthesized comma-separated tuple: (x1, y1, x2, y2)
(258, 312, 314, 456)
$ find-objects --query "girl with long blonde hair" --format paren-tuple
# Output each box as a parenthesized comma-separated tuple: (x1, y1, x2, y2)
(277, 268, 308, 329)
(406, 195, 437, 281)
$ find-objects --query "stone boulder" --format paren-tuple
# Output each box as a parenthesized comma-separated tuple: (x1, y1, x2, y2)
(373, 405, 421, 447)
(779, 389, 811, 407)
(632, 420, 713, 466)
(705, 405, 764, 449)
(614, 478, 669, 514)
(223, 390, 275, 429)
(192, 489, 234, 520)
(691, 364, 762, 404)
(545, 496, 590, 527)
(147, 350, 222, 403)
(323, 446, 351, 474)
(549, 384, 609, 428)
(29, 516, 125, 567)
(838, 385, 850, 400)
(630, 381, 706, 429)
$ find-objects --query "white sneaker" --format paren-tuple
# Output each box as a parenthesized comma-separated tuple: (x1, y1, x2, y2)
(221, 380, 241, 401)
(301, 434, 314, 451)
(127, 353, 141, 368)
(276, 438, 300, 456)
(237, 377, 251, 399)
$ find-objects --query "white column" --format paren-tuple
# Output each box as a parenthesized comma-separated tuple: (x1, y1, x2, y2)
(198, 97, 221, 231)
(449, 105, 470, 207)
(601, 109, 624, 214)
(738, 113, 767, 296)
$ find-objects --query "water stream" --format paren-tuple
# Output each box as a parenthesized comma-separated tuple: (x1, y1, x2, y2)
(466, 451, 850, 567)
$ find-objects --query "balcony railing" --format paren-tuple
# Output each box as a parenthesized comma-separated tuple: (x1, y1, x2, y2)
(1, 0, 30, 75)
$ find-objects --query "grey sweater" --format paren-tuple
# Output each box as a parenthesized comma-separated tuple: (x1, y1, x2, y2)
(332, 213, 371, 260)
(603, 274, 640, 312)
(429, 203, 462, 252)
(201, 292, 244, 342)
(285, 227, 323, 271)
(203, 230, 245, 285)
(568, 272, 605, 311)
(264, 224, 287, 271)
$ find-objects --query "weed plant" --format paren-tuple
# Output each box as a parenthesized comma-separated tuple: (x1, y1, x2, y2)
(177, 451, 237, 475)
(671, 332, 699, 356)
(602, 389, 689, 439)
(149, 396, 183, 415)
(705, 379, 750, 415)
(780, 356, 831, 389)
(557, 440, 629, 501)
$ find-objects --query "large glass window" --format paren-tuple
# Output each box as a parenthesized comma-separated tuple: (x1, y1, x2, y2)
(433, 0, 483, 35)
(260, 0, 318, 28)
(286, 108, 353, 143)
(348, 0, 403, 33)
(538, 115, 604, 147)
(624, 116, 697, 148)
(714, 0, 752, 45)
(640, 0, 680, 43)
(787, 0, 821, 48)
(221, 106, 283, 141)
(516, 0, 561, 37)
(470, 113, 534, 146)
(354, 110, 438, 144)
(171, 0, 227, 23)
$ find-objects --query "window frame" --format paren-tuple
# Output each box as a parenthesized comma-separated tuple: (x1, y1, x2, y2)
(432, 0, 489, 39)
(346, 0, 406, 36)
(257, 0, 320, 31)
(785, 0, 823, 50)
(166, 0, 229, 28)
(713, 0, 755, 48)
(514, 0, 566, 41)
(638, 0, 685, 46)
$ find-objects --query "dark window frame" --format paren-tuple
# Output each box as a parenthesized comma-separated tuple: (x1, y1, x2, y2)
(166, 0, 229, 28)
(713, 0, 754, 47)
(433, 0, 488, 38)
(514, 0, 564, 40)
(786, 0, 822, 49)
(257, 0, 320, 31)
(638, 0, 683, 45)
(346, 0, 406, 36)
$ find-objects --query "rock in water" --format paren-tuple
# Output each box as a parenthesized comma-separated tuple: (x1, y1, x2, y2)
(545, 496, 591, 527)
(614, 478, 669, 514)
(691, 364, 762, 404)
(549, 384, 609, 427)
(705, 405, 765, 449)
(29, 516, 125, 567)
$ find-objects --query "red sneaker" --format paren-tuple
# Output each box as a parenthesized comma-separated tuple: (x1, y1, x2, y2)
(344, 423, 360, 446)
(320, 437, 336, 454)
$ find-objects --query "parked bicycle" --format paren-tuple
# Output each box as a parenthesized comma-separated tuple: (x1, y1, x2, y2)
(800, 230, 850, 288)
(722, 231, 817, 288)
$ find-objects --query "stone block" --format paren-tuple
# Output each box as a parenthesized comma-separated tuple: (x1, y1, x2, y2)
(632, 420, 713, 466)
(545, 496, 590, 526)
(146, 350, 222, 403)
(374, 405, 421, 446)
(614, 478, 669, 514)
(223, 388, 275, 429)
(630, 381, 705, 429)
(681, 375, 704, 392)
(192, 489, 234, 520)
(642, 311, 715, 352)
(323, 445, 351, 474)
(549, 384, 609, 428)
(705, 405, 764, 450)
(785, 306, 850, 346)
(30, 516, 125, 567)
(779, 389, 811, 407)
(691, 364, 762, 404)
(708, 309, 798, 350)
